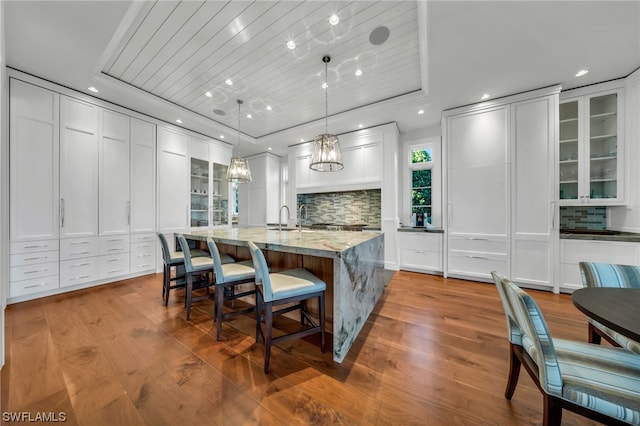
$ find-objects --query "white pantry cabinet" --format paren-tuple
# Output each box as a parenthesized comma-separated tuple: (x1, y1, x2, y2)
(100, 109, 130, 236)
(9, 79, 60, 242)
(243, 153, 280, 226)
(559, 87, 624, 205)
(60, 95, 99, 238)
(443, 86, 560, 290)
(130, 118, 156, 234)
(158, 126, 190, 234)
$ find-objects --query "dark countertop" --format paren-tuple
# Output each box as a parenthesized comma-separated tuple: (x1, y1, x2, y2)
(560, 230, 640, 243)
(398, 226, 444, 233)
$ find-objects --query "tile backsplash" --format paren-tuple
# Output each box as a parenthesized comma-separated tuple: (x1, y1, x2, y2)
(297, 189, 381, 228)
(559, 206, 607, 230)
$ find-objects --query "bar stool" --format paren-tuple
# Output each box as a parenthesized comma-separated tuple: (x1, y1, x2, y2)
(176, 234, 216, 320)
(207, 237, 256, 340)
(247, 241, 326, 373)
(158, 232, 188, 306)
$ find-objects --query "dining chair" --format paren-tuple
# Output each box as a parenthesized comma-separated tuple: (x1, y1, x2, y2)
(176, 234, 216, 320)
(158, 232, 188, 306)
(206, 237, 256, 341)
(491, 271, 640, 426)
(579, 262, 640, 355)
(247, 241, 326, 374)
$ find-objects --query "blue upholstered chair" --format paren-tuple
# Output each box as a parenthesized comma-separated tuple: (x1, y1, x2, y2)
(176, 234, 217, 320)
(579, 262, 640, 355)
(491, 271, 640, 426)
(206, 237, 256, 341)
(247, 241, 326, 373)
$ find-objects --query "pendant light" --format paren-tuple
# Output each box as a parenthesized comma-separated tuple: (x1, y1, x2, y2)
(309, 55, 343, 172)
(226, 99, 252, 183)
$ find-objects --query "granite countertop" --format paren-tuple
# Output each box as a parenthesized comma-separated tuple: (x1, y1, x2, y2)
(183, 226, 382, 257)
(398, 226, 444, 233)
(560, 230, 640, 243)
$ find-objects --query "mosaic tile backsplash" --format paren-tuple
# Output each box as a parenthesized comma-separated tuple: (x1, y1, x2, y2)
(559, 206, 607, 230)
(297, 189, 381, 228)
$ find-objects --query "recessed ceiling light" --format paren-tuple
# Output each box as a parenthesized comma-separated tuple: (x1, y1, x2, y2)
(358, 124, 363, 128)
(355, 69, 363, 77)
(220, 135, 225, 139)
(575, 69, 589, 77)
(481, 93, 491, 100)
(225, 79, 233, 86)
(213, 109, 226, 116)
(322, 82, 328, 89)
(176, 119, 182, 124)
(246, 113, 252, 118)
(88, 86, 99, 93)
(418, 109, 424, 115)
(205, 91, 212, 97)
(300, 138, 305, 142)
(266, 105, 272, 111)
(287, 40, 296, 50)
(329, 14, 339, 25)
(268, 147, 272, 151)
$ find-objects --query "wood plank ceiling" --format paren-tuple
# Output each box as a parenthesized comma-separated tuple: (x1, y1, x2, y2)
(101, 0, 421, 138)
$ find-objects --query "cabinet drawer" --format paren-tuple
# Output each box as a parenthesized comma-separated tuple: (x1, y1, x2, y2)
(400, 249, 442, 271)
(449, 236, 508, 255)
(448, 252, 508, 280)
(10, 261, 59, 282)
(398, 233, 442, 252)
(10, 275, 60, 298)
(99, 235, 130, 255)
(10, 250, 59, 267)
(10, 239, 58, 254)
(130, 233, 156, 244)
(60, 258, 99, 287)
(130, 242, 156, 272)
(561, 240, 639, 265)
(99, 254, 130, 279)
(61, 237, 99, 260)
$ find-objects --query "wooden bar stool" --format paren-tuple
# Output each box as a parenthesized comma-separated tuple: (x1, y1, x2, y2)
(207, 237, 256, 340)
(247, 241, 326, 373)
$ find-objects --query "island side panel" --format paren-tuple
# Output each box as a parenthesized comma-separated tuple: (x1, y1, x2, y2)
(332, 234, 385, 363)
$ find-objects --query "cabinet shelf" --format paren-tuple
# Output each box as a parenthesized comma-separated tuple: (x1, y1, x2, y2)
(191, 209, 208, 212)
(590, 111, 617, 119)
(190, 192, 208, 196)
(560, 180, 579, 184)
(560, 117, 579, 124)
(590, 156, 616, 161)
(590, 134, 617, 141)
(590, 179, 616, 183)
(559, 159, 578, 164)
(190, 174, 209, 179)
(559, 138, 578, 144)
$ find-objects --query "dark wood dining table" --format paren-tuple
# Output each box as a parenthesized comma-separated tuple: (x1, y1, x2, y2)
(572, 287, 640, 343)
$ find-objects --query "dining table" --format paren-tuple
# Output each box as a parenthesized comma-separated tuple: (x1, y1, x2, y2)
(572, 287, 640, 343)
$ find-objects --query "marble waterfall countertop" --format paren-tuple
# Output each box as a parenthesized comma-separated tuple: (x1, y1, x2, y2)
(183, 226, 382, 258)
(183, 226, 385, 363)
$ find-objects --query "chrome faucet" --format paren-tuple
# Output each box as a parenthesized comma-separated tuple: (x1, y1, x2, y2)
(297, 204, 307, 234)
(278, 205, 290, 231)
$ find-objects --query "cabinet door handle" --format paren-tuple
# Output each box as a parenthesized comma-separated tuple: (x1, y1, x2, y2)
(447, 204, 452, 227)
(60, 198, 65, 228)
(466, 238, 489, 241)
(70, 251, 90, 256)
(107, 238, 124, 242)
(71, 275, 90, 281)
(25, 282, 49, 290)
(71, 262, 90, 268)
(24, 268, 48, 274)
(24, 256, 48, 261)
(127, 201, 131, 226)
(24, 244, 48, 249)
(71, 241, 90, 245)
(186, 205, 189, 225)
(107, 257, 124, 262)
(550, 201, 555, 230)
(466, 255, 489, 260)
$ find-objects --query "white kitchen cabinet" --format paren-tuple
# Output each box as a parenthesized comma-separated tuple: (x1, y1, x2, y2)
(60, 95, 99, 238)
(559, 239, 640, 292)
(559, 87, 624, 205)
(157, 126, 189, 233)
(59, 236, 100, 287)
(99, 109, 130, 236)
(445, 105, 510, 280)
(243, 153, 280, 225)
(510, 95, 557, 290)
(130, 118, 156, 234)
(398, 232, 442, 274)
(8, 239, 60, 298)
(130, 233, 156, 273)
(9, 79, 60, 241)
(443, 86, 560, 288)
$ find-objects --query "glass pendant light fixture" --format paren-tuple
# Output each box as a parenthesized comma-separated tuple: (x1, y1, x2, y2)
(309, 55, 343, 172)
(226, 99, 252, 183)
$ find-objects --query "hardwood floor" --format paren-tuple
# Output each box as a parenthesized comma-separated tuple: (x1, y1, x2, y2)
(1, 271, 601, 425)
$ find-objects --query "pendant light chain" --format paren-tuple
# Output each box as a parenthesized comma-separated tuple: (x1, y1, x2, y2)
(324, 58, 329, 135)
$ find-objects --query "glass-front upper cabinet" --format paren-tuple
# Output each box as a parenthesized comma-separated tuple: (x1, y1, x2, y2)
(559, 89, 624, 205)
(190, 158, 210, 227)
(211, 163, 229, 226)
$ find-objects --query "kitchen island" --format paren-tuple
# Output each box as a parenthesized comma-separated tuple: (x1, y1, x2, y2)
(183, 227, 385, 362)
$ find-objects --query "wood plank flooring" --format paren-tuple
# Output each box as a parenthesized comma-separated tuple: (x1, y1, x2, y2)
(1, 271, 602, 425)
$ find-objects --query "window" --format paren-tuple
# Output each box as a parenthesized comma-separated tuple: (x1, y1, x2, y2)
(410, 148, 432, 224)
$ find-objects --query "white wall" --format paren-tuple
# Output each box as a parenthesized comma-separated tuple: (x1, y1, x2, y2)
(608, 68, 640, 232)
(1, 0, 8, 368)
